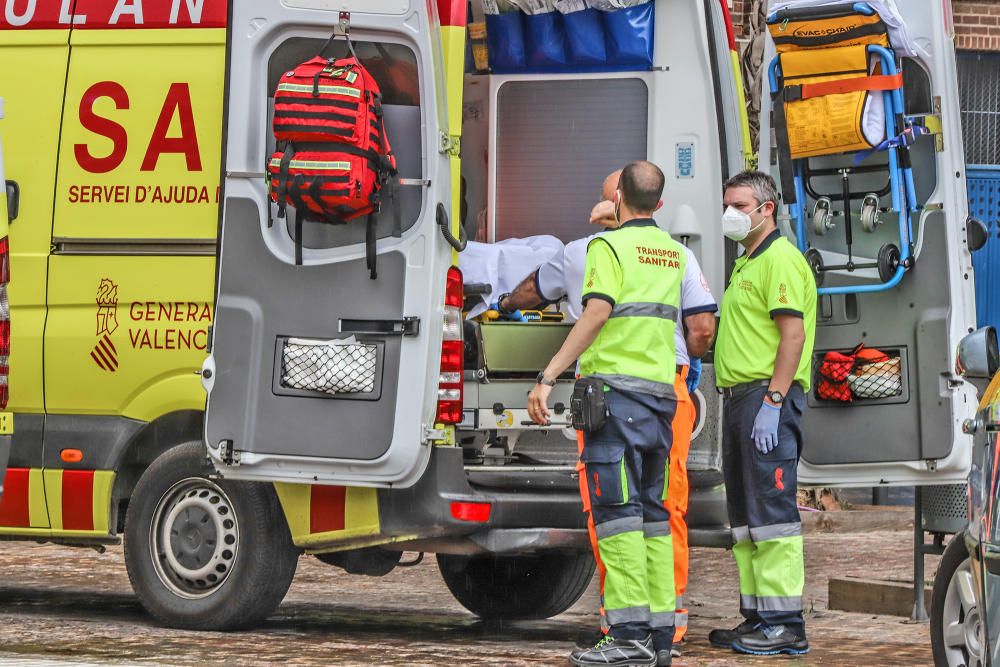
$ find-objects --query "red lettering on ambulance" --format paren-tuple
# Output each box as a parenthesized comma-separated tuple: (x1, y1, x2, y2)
(75, 81, 129, 174)
(140, 83, 201, 172)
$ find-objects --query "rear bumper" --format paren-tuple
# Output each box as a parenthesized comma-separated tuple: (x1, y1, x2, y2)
(378, 447, 731, 554)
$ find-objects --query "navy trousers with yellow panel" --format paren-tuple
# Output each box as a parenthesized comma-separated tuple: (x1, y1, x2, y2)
(582, 387, 677, 650)
(722, 383, 806, 631)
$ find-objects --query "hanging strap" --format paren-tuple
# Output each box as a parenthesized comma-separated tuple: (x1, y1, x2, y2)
(770, 93, 797, 206)
(317, 29, 360, 62)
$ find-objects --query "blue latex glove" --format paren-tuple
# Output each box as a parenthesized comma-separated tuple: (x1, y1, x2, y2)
(751, 402, 781, 454)
(686, 358, 702, 395)
(488, 301, 525, 322)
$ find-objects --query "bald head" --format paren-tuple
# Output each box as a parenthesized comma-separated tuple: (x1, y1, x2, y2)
(619, 161, 664, 215)
(601, 169, 622, 201)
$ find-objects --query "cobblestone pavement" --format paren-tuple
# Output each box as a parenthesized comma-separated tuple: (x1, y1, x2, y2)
(0, 529, 938, 666)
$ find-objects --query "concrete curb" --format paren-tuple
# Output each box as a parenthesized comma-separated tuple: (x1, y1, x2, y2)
(800, 509, 913, 534)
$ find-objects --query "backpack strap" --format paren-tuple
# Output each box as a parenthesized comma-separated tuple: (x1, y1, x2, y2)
(288, 173, 312, 266)
(294, 213, 304, 266)
(276, 142, 295, 219)
(366, 214, 377, 280)
(372, 92, 402, 239)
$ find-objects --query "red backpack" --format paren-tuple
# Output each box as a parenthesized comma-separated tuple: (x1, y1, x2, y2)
(268, 36, 397, 278)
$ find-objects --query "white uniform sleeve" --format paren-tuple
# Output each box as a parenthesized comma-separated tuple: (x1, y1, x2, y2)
(680, 247, 718, 317)
(535, 247, 569, 302)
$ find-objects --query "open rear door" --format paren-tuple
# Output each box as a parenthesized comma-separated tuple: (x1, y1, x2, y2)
(760, 0, 978, 486)
(204, 1, 453, 487)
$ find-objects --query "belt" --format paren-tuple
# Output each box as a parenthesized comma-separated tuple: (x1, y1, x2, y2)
(717, 380, 770, 399)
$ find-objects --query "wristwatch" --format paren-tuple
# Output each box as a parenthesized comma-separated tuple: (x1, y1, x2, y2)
(536, 372, 557, 387)
(497, 292, 515, 315)
(765, 389, 785, 405)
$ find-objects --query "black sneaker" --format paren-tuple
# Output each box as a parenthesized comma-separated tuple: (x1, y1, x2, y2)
(569, 635, 656, 666)
(731, 624, 809, 656)
(655, 648, 672, 666)
(707, 620, 759, 648)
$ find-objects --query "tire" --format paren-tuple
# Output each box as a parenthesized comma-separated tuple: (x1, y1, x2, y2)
(437, 550, 595, 620)
(124, 442, 300, 630)
(931, 531, 986, 667)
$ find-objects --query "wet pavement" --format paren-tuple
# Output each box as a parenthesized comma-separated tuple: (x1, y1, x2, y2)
(0, 528, 936, 665)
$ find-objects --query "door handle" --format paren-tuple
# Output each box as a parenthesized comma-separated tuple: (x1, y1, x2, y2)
(339, 317, 420, 337)
(437, 203, 466, 252)
(5, 180, 18, 223)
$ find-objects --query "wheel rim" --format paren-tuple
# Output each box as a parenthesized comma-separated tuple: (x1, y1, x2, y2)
(942, 558, 984, 667)
(148, 477, 240, 600)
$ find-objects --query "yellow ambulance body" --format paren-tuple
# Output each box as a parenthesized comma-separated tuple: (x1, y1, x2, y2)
(0, 0, 484, 630)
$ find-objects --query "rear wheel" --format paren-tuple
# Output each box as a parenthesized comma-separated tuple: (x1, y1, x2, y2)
(124, 442, 299, 630)
(931, 532, 985, 667)
(437, 551, 595, 620)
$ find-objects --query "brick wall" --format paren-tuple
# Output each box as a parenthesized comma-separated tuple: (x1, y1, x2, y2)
(954, 0, 1000, 51)
(730, 0, 751, 40)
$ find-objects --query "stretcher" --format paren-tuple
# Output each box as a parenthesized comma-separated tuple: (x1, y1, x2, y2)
(766, 2, 926, 295)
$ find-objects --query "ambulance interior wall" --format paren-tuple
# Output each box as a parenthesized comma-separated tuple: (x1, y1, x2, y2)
(266, 38, 424, 249)
(460, 75, 648, 244)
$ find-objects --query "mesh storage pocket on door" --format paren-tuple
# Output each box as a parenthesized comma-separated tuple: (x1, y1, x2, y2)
(281, 337, 377, 395)
(848, 357, 903, 399)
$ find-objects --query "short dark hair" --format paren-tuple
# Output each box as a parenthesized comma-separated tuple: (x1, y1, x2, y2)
(619, 161, 664, 214)
(723, 170, 780, 207)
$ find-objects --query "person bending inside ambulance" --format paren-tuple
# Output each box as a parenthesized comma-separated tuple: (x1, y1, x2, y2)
(528, 161, 689, 667)
(500, 170, 716, 661)
(709, 170, 816, 657)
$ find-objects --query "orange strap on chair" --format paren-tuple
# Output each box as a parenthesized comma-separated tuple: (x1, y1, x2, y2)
(797, 72, 903, 99)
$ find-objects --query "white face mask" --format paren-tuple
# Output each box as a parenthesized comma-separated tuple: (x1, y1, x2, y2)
(721, 202, 767, 242)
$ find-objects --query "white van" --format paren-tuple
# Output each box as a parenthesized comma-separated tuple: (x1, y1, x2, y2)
(0, 0, 977, 632)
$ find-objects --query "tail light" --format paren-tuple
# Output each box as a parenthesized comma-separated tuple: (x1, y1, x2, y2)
(436, 266, 463, 424)
(0, 236, 10, 409)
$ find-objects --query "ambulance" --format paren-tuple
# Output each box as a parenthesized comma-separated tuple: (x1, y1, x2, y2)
(0, 0, 977, 633)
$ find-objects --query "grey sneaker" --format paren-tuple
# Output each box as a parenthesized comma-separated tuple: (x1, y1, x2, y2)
(569, 635, 657, 666)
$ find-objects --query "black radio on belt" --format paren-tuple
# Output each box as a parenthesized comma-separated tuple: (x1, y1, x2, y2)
(571, 377, 608, 433)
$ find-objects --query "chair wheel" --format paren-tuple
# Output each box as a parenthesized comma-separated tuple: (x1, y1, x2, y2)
(860, 193, 881, 233)
(877, 243, 900, 283)
(812, 197, 835, 236)
(804, 248, 825, 287)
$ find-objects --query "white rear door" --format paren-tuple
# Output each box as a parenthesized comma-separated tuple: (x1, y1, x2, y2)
(203, 1, 453, 487)
(760, 0, 978, 486)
